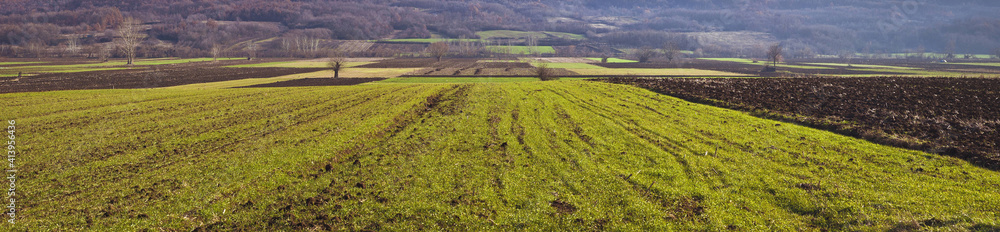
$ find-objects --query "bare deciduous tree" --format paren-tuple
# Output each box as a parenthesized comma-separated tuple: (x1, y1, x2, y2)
(115, 17, 146, 65)
(766, 43, 783, 68)
(211, 44, 223, 62)
(526, 36, 539, 56)
(97, 43, 113, 62)
(636, 46, 656, 63)
(661, 41, 680, 63)
(245, 40, 258, 60)
(65, 37, 81, 57)
(945, 39, 956, 59)
(535, 63, 557, 81)
(599, 44, 612, 63)
(993, 48, 1000, 59)
(328, 50, 348, 78)
(428, 42, 449, 61)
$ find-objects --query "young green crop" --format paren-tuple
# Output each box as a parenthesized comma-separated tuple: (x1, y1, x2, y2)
(2, 81, 998, 231)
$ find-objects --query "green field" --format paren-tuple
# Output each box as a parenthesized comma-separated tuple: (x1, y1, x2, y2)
(569, 68, 749, 76)
(378, 77, 588, 83)
(476, 30, 584, 40)
(486, 46, 556, 55)
(699, 58, 832, 69)
(535, 63, 606, 69)
(846, 68, 985, 77)
(805, 63, 919, 70)
(379, 38, 482, 43)
(0, 61, 48, 66)
(4, 80, 999, 231)
(950, 63, 1000, 67)
(585, 58, 638, 63)
(0, 58, 245, 75)
(224, 61, 373, 68)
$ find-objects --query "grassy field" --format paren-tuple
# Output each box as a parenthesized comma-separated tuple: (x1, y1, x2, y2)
(0, 61, 48, 66)
(0, 58, 245, 75)
(379, 38, 482, 43)
(950, 63, 1000, 67)
(585, 58, 637, 63)
(377, 77, 589, 83)
(805, 63, 918, 70)
(162, 71, 332, 90)
(535, 63, 606, 69)
(4, 80, 998, 231)
(699, 58, 832, 70)
(224, 61, 373, 68)
(476, 30, 584, 40)
(845, 68, 989, 77)
(569, 68, 749, 76)
(486, 46, 557, 55)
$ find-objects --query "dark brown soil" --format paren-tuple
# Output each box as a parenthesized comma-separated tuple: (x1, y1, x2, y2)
(594, 60, 907, 76)
(0, 67, 327, 93)
(238, 78, 386, 87)
(550, 199, 577, 214)
(600, 77, 1000, 170)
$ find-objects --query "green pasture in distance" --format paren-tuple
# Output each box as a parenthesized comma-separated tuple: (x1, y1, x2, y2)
(476, 30, 585, 40)
(585, 57, 638, 63)
(224, 61, 372, 68)
(698, 58, 832, 69)
(486, 46, 556, 54)
(949, 63, 1000, 67)
(0, 61, 48, 66)
(535, 63, 606, 69)
(378, 77, 589, 83)
(805, 63, 919, 70)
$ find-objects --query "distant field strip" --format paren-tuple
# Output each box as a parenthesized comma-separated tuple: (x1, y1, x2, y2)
(699, 58, 832, 69)
(225, 61, 373, 68)
(585, 58, 637, 63)
(569, 68, 750, 76)
(951, 63, 1000, 67)
(2, 82, 998, 230)
(804, 63, 919, 69)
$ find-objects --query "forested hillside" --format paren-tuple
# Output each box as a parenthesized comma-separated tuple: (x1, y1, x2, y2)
(1, 0, 998, 58)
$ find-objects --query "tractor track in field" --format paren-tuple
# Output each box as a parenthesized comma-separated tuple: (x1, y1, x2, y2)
(29, 88, 355, 179)
(252, 84, 473, 229)
(27, 85, 426, 216)
(535, 84, 712, 215)
(546, 83, 743, 194)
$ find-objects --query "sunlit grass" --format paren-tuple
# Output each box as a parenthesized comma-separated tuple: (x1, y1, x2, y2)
(950, 63, 1000, 67)
(805, 63, 919, 70)
(699, 58, 832, 69)
(486, 46, 556, 54)
(3, 81, 998, 230)
(225, 61, 373, 68)
(585, 57, 638, 63)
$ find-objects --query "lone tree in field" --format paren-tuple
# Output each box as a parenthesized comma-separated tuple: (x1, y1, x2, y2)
(535, 63, 557, 81)
(245, 40, 258, 60)
(766, 43, 783, 69)
(327, 50, 348, 78)
(428, 42, 449, 61)
(993, 48, 1000, 59)
(662, 41, 681, 63)
(115, 17, 147, 65)
(599, 44, 612, 63)
(210, 44, 224, 62)
(636, 46, 657, 63)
